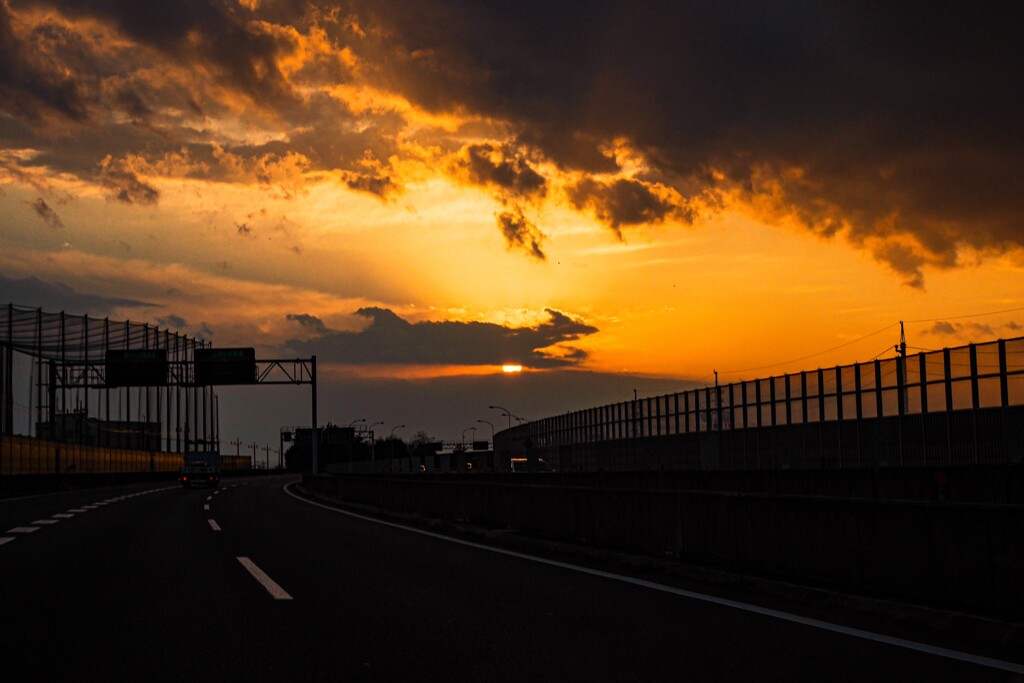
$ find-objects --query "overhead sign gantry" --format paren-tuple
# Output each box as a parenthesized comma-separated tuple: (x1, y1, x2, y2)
(62, 349, 320, 472)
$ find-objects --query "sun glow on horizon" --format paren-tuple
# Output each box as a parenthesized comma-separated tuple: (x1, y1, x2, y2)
(502, 364, 523, 373)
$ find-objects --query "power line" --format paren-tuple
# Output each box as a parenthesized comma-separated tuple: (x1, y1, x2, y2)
(905, 305, 1024, 324)
(720, 322, 899, 376)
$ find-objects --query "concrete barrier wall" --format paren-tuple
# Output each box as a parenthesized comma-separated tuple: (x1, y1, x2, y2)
(314, 464, 1024, 504)
(304, 474, 1024, 616)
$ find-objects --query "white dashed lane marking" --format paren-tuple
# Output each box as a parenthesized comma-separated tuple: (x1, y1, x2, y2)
(237, 557, 292, 600)
(203, 504, 210, 511)
(0, 485, 176, 550)
(207, 519, 222, 532)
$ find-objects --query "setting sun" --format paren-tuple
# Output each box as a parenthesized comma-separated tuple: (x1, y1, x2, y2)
(502, 365, 523, 373)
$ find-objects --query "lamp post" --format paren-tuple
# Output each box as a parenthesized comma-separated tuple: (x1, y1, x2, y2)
(349, 418, 366, 428)
(462, 426, 476, 445)
(476, 419, 494, 445)
(389, 425, 406, 472)
(368, 421, 383, 460)
(477, 419, 495, 471)
(489, 405, 512, 430)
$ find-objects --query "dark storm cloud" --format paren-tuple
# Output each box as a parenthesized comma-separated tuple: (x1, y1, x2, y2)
(870, 242, 925, 289)
(461, 143, 546, 197)
(927, 320, 1003, 339)
(0, 275, 152, 315)
(18, 0, 300, 105)
(0, 2, 90, 122)
(354, 0, 1024, 283)
(156, 314, 187, 329)
(97, 155, 159, 204)
(29, 197, 64, 229)
(568, 178, 683, 238)
(286, 307, 597, 368)
(341, 169, 398, 198)
(4, 0, 1021, 287)
(455, 143, 547, 257)
(286, 313, 328, 334)
(497, 209, 545, 260)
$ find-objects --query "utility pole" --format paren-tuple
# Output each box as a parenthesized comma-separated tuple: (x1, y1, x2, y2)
(249, 441, 258, 468)
(231, 437, 241, 456)
(262, 444, 272, 469)
(896, 320, 908, 415)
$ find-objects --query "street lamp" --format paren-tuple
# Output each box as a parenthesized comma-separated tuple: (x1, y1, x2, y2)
(348, 418, 366, 428)
(462, 426, 476, 444)
(489, 405, 512, 430)
(476, 419, 494, 445)
(476, 419, 495, 471)
(367, 421, 384, 461)
(388, 424, 406, 472)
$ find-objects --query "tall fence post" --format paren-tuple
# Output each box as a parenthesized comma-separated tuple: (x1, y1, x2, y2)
(999, 340, 1009, 408)
(943, 348, 953, 465)
(969, 343, 979, 463)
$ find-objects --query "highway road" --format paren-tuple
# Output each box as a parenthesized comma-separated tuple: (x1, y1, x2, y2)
(1, 475, 1021, 681)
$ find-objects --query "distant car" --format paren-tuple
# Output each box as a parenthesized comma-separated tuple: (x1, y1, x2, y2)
(509, 457, 554, 473)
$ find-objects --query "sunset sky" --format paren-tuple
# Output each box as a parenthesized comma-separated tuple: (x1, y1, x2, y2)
(2, 1, 1022, 449)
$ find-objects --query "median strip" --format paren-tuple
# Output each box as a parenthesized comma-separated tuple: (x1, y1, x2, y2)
(237, 557, 293, 600)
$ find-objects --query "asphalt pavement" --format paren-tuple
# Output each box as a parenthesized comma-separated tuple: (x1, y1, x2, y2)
(1, 475, 1020, 681)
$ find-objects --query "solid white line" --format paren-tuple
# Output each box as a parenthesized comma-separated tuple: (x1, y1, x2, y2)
(283, 483, 1024, 675)
(237, 557, 293, 600)
(207, 519, 221, 531)
(32, 520, 59, 525)
(0, 537, 14, 545)
(7, 527, 39, 534)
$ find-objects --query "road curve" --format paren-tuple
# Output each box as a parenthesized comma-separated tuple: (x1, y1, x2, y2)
(1, 475, 1019, 681)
